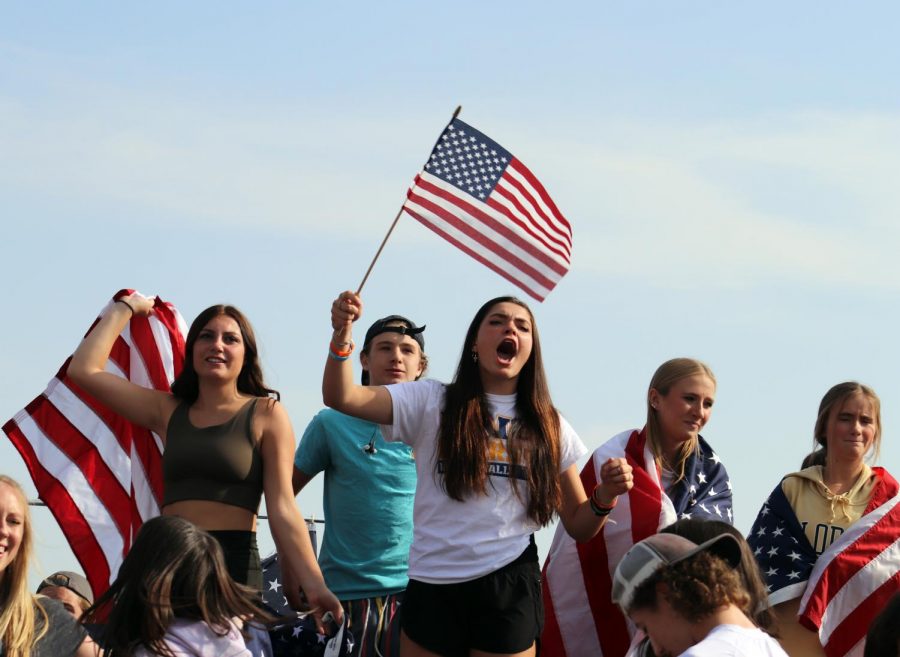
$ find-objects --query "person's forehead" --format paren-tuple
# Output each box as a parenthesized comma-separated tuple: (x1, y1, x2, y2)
(41, 585, 80, 603)
(486, 303, 531, 322)
(836, 394, 875, 416)
(370, 331, 419, 348)
(202, 314, 240, 332)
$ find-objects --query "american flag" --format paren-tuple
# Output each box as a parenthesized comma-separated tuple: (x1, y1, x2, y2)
(402, 118, 572, 301)
(541, 429, 733, 657)
(2, 291, 186, 599)
(261, 552, 354, 657)
(748, 468, 900, 657)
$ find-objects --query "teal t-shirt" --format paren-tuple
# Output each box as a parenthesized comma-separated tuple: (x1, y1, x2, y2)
(295, 408, 416, 599)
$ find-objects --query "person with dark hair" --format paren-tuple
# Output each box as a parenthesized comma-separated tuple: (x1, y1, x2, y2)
(0, 476, 98, 657)
(660, 519, 777, 637)
(68, 292, 341, 626)
(323, 291, 633, 657)
(865, 591, 900, 657)
(293, 314, 428, 657)
(84, 515, 275, 656)
(749, 382, 898, 657)
(36, 571, 93, 620)
(612, 533, 787, 657)
(542, 358, 733, 657)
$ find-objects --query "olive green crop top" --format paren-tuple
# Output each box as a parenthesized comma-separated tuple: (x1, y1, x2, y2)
(162, 399, 264, 512)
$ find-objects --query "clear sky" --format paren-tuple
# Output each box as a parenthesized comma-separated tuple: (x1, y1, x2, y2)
(2, 2, 899, 588)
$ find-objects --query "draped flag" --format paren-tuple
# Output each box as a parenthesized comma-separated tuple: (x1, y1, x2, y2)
(541, 429, 733, 657)
(748, 469, 900, 657)
(261, 548, 355, 657)
(402, 118, 572, 301)
(2, 291, 187, 599)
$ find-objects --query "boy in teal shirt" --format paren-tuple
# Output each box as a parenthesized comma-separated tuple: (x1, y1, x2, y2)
(294, 315, 426, 657)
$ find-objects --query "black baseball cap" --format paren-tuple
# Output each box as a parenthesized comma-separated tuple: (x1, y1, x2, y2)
(361, 315, 425, 385)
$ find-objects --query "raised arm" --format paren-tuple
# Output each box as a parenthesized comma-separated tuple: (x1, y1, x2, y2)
(259, 400, 342, 627)
(557, 457, 634, 542)
(68, 293, 176, 436)
(322, 291, 393, 425)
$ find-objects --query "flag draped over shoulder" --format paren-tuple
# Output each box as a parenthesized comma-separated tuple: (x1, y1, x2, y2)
(748, 468, 900, 657)
(402, 118, 572, 301)
(2, 291, 187, 599)
(541, 429, 733, 657)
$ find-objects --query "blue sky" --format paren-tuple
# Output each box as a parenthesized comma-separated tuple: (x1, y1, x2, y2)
(2, 2, 899, 586)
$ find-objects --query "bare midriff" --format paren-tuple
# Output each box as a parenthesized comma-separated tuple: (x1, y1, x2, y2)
(162, 500, 258, 532)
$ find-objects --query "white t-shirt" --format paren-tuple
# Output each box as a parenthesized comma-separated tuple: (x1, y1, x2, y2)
(382, 378, 587, 584)
(680, 625, 788, 657)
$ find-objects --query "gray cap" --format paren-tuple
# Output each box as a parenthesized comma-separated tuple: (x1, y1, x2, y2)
(37, 570, 93, 605)
(611, 532, 742, 611)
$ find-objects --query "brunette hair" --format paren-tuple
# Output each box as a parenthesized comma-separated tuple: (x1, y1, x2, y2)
(628, 551, 750, 623)
(169, 305, 280, 403)
(661, 519, 778, 636)
(804, 381, 881, 467)
(437, 296, 561, 526)
(84, 516, 274, 656)
(646, 358, 716, 484)
(0, 476, 48, 657)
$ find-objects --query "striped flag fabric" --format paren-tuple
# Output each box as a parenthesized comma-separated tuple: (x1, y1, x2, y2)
(749, 468, 900, 657)
(402, 118, 572, 301)
(2, 291, 187, 599)
(541, 429, 733, 657)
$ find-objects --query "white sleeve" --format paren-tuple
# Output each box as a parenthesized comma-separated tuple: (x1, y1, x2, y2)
(380, 379, 445, 448)
(559, 414, 588, 472)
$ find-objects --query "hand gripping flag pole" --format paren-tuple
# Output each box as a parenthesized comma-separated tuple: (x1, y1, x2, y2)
(356, 105, 463, 294)
(358, 106, 573, 301)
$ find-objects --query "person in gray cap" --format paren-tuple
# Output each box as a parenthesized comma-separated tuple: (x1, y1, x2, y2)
(292, 314, 427, 657)
(37, 571, 93, 621)
(612, 533, 788, 657)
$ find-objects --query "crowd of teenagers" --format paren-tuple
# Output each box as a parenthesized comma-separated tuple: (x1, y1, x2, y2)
(0, 289, 898, 657)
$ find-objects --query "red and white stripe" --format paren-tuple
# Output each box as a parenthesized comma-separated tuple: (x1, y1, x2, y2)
(403, 157, 572, 301)
(541, 429, 677, 657)
(3, 291, 186, 599)
(799, 471, 900, 657)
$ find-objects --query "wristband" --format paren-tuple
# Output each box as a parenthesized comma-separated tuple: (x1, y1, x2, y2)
(590, 484, 618, 517)
(116, 299, 135, 316)
(590, 496, 614, 517)
(329, 339, 354, 360)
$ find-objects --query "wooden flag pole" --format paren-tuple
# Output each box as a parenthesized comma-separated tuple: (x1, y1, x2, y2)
(356, 105, 463, 294)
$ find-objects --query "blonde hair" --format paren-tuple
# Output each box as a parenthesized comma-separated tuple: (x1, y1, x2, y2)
(0, 476, 47, 657)
(646, 358, 716, 484)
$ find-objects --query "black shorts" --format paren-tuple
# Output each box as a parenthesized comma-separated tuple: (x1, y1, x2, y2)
(401, 538, 542, 657)
(208, 529, 262, 591)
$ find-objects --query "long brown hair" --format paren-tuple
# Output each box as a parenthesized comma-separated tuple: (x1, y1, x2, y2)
(0, 476, 48, 657)
(438, 296, 561, 526)
(170, 304, 280, 403)
(84, 516, 274, 656)
(646, 358, 716, 484)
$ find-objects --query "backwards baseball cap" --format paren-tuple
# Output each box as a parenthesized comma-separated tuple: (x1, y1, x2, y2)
(360, 315, 426, 386)
(37, 570, 94, 605)
(362, 315, 426, 352)
(611, 533, 742, 611)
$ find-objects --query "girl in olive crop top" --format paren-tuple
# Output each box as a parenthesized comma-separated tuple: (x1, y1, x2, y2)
(69, 292, 342, 632)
